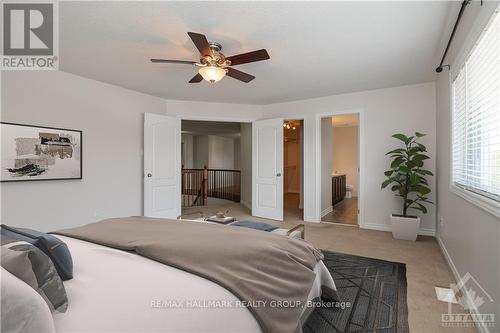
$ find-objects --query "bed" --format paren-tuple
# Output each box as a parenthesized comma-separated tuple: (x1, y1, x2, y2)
(53, 235, 335, 333)
(4, 217, 338, 333)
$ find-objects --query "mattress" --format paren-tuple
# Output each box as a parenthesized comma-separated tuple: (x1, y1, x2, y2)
(53, 235, 335, 333)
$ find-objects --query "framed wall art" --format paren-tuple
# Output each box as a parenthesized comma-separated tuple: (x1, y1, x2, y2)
(1, 122, 82, 182)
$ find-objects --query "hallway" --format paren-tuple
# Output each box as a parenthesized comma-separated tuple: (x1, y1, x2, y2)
(284, 193, 303, 221)
(321, 197, 358, 225)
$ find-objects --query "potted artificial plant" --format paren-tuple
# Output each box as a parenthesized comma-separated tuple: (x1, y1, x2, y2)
(381, 132, 433, 241)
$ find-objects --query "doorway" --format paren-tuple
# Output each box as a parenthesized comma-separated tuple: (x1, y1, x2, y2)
(283, 119, 304, 221)
(319, 113, 360, 225)
(179, 120, 252, 219)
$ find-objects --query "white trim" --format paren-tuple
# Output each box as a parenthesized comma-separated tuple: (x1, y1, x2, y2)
(437, 236, 493, 333)
(315, 108, 365, 227)
(320, 206, 333, 218)
(240, 200, 252, 210)
(304, 216, 320, 223)
(361, 222, 436, 236)
(176, 114, 255, 123)
(323, 221, 359, 227)
(450, 184, 500, 219)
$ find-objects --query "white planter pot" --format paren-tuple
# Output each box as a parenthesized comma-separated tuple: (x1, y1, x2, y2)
(390, 214, 420, 241)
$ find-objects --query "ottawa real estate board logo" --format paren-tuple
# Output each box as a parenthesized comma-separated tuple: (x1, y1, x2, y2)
(442, 272, 495, 329)
(2, 2, 58, 70)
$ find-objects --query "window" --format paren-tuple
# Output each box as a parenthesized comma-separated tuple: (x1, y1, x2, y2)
(452, 9, 500, 208)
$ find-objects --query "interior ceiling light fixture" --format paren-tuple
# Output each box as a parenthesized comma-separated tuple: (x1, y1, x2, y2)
(150, 32, 270, 84)
(198, 64, 227, 83)
(283, 121, 298, 130)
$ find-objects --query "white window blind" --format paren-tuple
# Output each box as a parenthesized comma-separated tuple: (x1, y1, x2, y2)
(452, 9, 500, 202)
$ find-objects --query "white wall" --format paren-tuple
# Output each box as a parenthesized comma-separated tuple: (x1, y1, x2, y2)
(240, 123, 252, 209)
(435, 1, 500, 325)
(193, 135, 208, 168)
(262, 82, 437, 233)
(181, 133, 194, 168)
(207, 135, 235, 170)
(234, 138, 241, 170)
(332, 125, 359, 196)
(320, 118, 333, 214)
(165, 100, 262, 122)
(1, 70, 165, 231)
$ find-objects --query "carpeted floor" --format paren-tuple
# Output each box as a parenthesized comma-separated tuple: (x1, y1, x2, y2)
(305, 251, 408, 333)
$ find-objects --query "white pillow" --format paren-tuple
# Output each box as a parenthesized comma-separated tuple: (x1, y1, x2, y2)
(1, 267, 55, 333)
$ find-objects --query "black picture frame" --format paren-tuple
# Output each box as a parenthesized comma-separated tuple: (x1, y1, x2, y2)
(0, 122, 83, 182)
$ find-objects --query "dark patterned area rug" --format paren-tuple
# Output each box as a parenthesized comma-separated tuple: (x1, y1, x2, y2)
(304, 251, 409, 333)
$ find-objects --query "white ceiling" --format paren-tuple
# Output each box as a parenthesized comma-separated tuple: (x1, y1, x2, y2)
(59, 1, 453, 105)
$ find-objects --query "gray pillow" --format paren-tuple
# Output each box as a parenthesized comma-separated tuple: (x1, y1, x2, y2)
(1, 224, 73, 280)
(1, 240, 68, 313)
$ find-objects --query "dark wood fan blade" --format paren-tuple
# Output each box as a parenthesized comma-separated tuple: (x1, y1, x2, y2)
(226, 68, 255, 83)
(150, 59, 196, 64)
(189, 73, 203, 83)
(187, 32, 213, 57)
(226, 49, 269, 66)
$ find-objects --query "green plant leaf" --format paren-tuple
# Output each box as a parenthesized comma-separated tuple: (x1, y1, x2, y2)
(413, 154, 430, 161)
(392, 133, 408, 142)
(416, 186, 431, 195)
(416, 143, 427, 152)
(398, 165, 411, 173)
(416, 169, 434, 176)
(391, 157, 404, 168)
(412, 159, 424, 168)
(386, 148, 405, 155)
(381, 179, 393, 189)
(415, 132, 425, 138)
(410, 174, 419, 185)
(391, 184, 402, 192)
(384, 170, 394, 177)
(413, 203, 427, 214)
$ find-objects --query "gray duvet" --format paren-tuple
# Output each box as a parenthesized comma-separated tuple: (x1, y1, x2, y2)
(54, 217, 330, 333)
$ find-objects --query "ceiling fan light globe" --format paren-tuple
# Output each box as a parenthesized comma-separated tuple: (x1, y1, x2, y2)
(199, 66, 226, 83)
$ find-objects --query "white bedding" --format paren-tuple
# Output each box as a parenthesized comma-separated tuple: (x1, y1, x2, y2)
(54, 236, 336, 333)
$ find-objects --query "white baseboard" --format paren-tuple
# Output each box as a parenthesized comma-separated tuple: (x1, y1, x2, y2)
(437, 235, 492, 333)
(304, 215, 320, 223)
(360, 222, 436, 236)
(320, 206, 333, 218)
(240, 200, 251, 210)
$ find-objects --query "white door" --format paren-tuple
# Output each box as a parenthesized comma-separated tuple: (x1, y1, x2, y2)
(144, 113, 181, 218)
(252, 118, 284, 220)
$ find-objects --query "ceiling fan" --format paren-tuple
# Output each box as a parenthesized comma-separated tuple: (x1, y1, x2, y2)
(150, 32, 270, 84)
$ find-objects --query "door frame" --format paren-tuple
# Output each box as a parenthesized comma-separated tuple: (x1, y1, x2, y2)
(175, 114, 313, 222)
(176, 115, 254, 211)
(282, 116, 307, 216)
(314, 108, 365, 226)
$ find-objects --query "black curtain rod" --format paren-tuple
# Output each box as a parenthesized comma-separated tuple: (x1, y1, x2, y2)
(436, 0, 471, 73)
